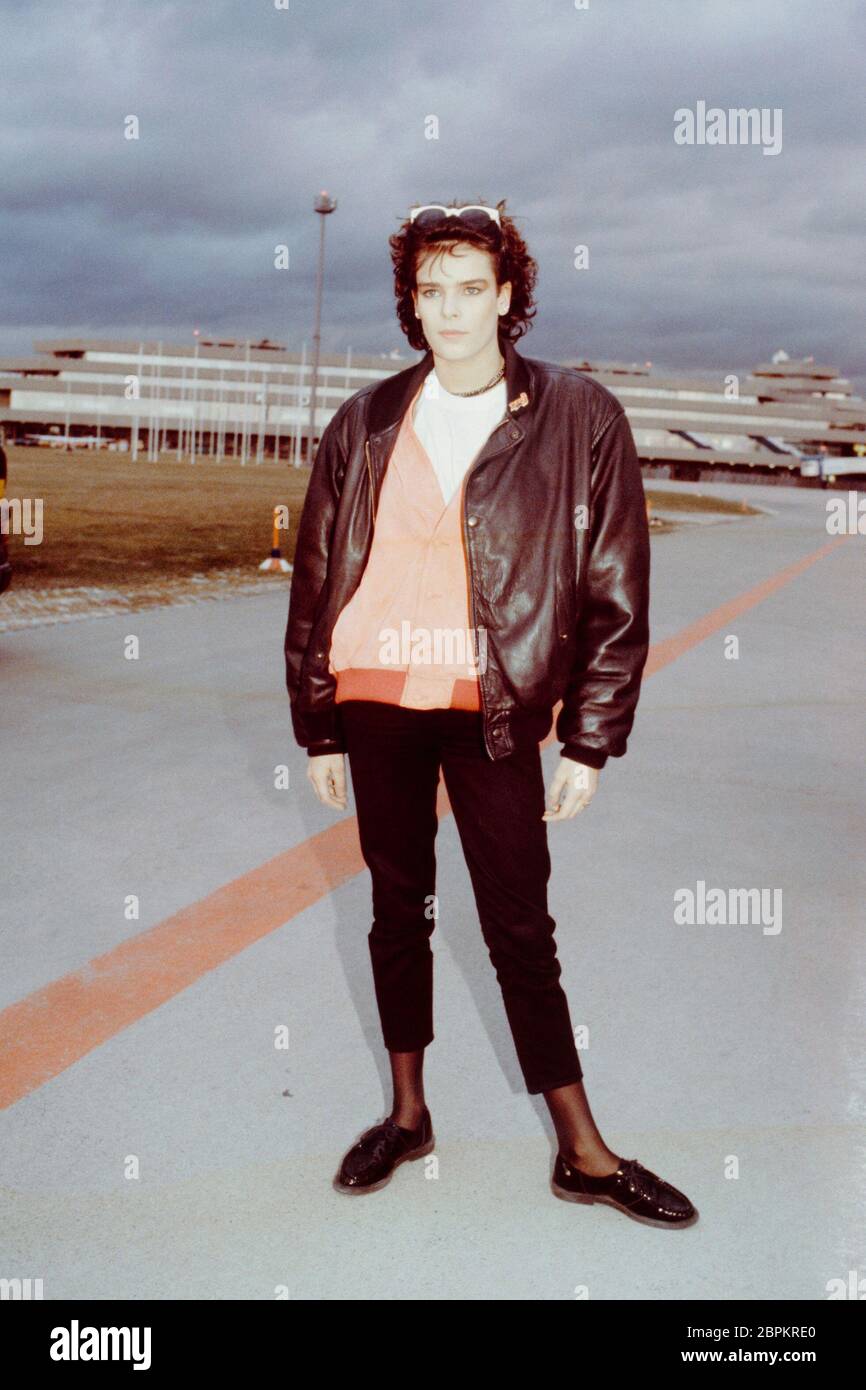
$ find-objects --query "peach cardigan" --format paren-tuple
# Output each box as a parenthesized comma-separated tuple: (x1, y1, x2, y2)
(328, 381, 482, 711)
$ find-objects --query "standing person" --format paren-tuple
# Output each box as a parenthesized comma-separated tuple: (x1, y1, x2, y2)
(285, 200, 697, 1227)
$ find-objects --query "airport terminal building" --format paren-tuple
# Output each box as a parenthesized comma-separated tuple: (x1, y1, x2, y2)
(0, 336, 864, 482)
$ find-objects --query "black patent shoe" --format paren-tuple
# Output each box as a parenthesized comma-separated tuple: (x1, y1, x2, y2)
(333, 1107, 434, 1195)
(551, 1153, 698, 1228)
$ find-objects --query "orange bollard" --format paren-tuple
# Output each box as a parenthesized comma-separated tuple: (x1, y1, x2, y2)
(258, 505, 292, 572)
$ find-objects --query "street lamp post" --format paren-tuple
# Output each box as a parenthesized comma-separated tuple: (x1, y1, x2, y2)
(256, 372, 267, 465)
(308, 190, 337, 463)
(190, 328, 200, 464)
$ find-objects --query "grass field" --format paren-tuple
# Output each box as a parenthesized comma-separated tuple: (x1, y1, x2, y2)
(1, 445, 758, 592)
(2, 447, 306, 589)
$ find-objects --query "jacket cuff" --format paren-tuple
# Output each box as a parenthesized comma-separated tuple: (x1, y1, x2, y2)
(561, 745, 609, 770)
(306, 738, 347, 757)
(291, 702, 344, 749)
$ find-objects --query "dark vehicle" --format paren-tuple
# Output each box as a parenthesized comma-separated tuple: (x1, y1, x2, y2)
(0, 441, 11, 594)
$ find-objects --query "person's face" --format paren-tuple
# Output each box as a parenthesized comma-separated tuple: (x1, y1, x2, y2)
(412, 242, 511, 361)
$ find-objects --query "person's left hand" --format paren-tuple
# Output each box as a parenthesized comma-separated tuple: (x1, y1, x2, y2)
(542, 757, 600, 821)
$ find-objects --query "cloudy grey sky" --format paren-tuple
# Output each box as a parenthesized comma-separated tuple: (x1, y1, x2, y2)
(2, 0, 864, 387)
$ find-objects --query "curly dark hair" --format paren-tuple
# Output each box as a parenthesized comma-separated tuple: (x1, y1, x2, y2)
(388, 197, 538, 351)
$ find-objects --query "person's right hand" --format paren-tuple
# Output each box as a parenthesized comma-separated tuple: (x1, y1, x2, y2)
(306, 752, 348, 811)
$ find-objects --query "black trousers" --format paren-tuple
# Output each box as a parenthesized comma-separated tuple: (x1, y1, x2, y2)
(339, 699, 584, 1095)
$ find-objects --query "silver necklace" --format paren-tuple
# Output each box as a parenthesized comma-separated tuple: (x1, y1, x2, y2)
(448, 361, 506, 397)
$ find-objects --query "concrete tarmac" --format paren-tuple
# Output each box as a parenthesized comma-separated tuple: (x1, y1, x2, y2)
(1, 479, 864, 1300)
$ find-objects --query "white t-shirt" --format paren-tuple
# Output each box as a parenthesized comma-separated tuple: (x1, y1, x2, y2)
(412, 367, 507, 506)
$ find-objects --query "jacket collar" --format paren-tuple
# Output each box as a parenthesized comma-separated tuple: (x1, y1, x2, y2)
(365, 334, 533, 439)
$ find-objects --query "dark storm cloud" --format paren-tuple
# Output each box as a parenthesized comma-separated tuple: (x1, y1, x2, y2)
(1, 0, 863, 386)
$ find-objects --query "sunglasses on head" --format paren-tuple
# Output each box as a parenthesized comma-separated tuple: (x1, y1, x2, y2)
(409, 204, 501, 231)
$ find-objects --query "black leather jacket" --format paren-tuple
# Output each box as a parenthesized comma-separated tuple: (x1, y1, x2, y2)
(284, 335, 650, 769)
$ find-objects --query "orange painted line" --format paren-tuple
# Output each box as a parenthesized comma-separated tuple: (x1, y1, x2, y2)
(643, 533, 848, 675)
(0, 817, 368, 1109)
(0, 533, 852, 1108)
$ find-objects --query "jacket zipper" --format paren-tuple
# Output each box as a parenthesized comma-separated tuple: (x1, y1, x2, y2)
(461, 461, 494, 760)
(364, 438, 376, 524)
(466, 415, 523, 759)
(461, 418, 521, 760)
